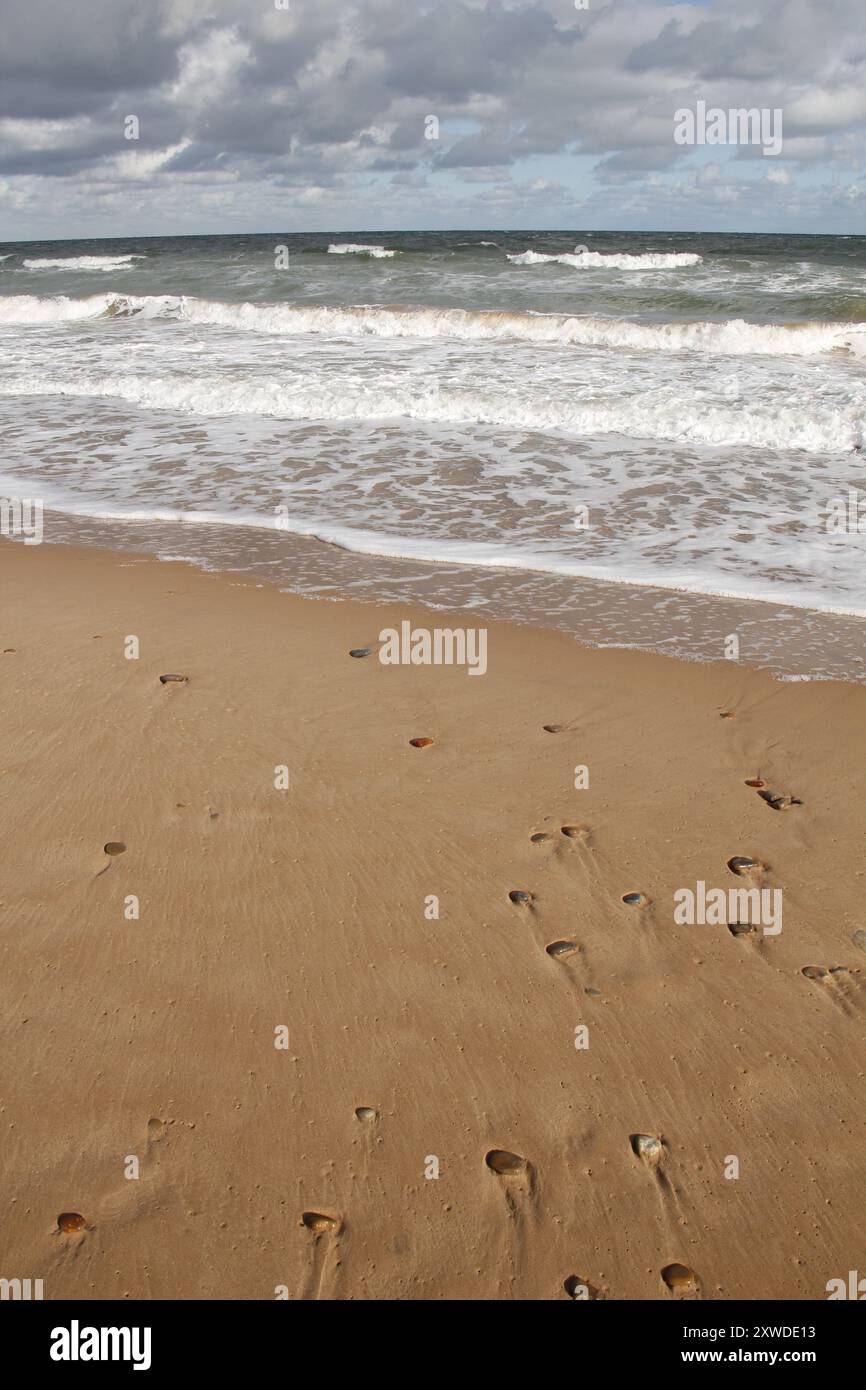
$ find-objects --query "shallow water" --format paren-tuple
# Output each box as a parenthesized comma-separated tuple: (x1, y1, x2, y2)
(1, 229, 865, 676)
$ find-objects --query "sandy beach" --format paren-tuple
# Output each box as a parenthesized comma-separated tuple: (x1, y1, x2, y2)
(1, 536, 865, 1301)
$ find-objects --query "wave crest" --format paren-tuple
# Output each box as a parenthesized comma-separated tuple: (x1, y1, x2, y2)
(507, 248, 702, 270)
(21, 254, 145, 270)
(1, 292, 864, 359)
(327, 243, 396, 258)
(2, 370, 861, 453)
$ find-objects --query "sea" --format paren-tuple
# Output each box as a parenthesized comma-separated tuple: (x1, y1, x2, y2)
(1, 229, 865, 679)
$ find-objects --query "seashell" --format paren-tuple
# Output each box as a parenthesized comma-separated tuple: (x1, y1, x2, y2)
(546, 940, 578, 958)
(58, 1212, 86, 1233)
(630, 1134, 664, 1164)
(727, 856, 762, 876)
(301, 1211, 341, 1234)
(662, 1263, 698, 1293)
(758, 790, 802, 811)
(564, 1275, 600, 1300)
(485, 1149, 528, 1176)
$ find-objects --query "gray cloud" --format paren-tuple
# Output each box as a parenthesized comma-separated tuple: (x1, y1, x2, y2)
(0, 0, 864, 234)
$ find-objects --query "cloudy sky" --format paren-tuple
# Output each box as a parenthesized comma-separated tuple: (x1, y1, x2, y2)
(1, 0, 864, 239)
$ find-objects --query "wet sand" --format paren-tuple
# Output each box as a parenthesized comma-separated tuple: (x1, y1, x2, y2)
(1, 538, 865, 1300)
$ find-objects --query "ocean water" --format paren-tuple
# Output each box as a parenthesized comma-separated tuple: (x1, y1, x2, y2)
(1, 230, 865, 677)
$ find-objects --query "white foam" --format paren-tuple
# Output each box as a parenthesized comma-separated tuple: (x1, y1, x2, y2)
(155, 297, 866, 357)
(507, 248, 702, 270)
(2, 291, 863, 358)
(21, 254, 144, 270)
(12, 487, 866, 619)
(3, 369, 862, 453)
(327, 243, 396, 258)
(0, 293, 121, 323)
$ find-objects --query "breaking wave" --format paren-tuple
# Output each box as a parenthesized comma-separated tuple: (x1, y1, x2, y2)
(0, 291, 864, 358)
(21, 254, 145, 271)
(507, 248, 702, 270)
(2, 370, 862, 452)
(327, 243, 396, 258)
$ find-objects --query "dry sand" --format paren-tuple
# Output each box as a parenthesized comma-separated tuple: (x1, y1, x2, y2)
(1, 538, 865, 1301)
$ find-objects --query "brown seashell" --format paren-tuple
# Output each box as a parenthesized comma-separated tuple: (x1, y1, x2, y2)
(662, 1262, 699, 1294)
(58, 1212, 86, 1233)
(409, 737, 434, 748)
(564, 1274, 601, 1300)
(485, 1149, 528, 1176)
(301, 1211, 341, 1234)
